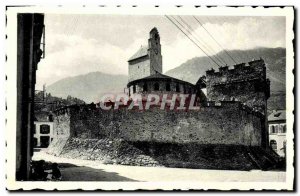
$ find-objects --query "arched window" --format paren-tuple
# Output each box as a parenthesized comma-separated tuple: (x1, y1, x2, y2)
(133, 85, 136, 93)
(143, 83, 148, 92)
(40, 124, 50, 134)
(166, 83, 170, 91)
(154, 83, 159, 91)
(270, 140, 277, 151)
(176, 84, 180, 92)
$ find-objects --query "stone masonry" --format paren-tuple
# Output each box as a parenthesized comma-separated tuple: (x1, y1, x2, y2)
(54, 101, 264, 146)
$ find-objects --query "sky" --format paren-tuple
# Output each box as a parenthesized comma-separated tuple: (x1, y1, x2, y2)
(36, 14, 286, 89)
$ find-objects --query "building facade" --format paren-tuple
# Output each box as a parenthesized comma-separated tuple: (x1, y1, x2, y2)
(268, 110, 286, 157)
(206, 60, 270, 147)
(127, 27, 206, 102)
(128, 27, 163, 82)
(34, 111, 55, 148)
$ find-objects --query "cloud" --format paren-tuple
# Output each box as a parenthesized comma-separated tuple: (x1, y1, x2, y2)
(162, 16, 285, 72)
(36, 15, 285, 89)
(36, 33, 145, 89)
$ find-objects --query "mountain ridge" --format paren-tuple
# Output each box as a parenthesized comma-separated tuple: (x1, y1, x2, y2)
(47, 72, 128, 103)
(46, 47, 286, 112)
(165, 47, 286, 93)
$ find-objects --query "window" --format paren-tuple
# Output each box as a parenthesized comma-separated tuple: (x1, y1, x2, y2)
(40, 124, 50, 134)
(269, 125, 277, 134)
(143, 83, 148, 92)
(40, 136, 50, 148)
(154, 83, 159, 91)
(270, 140, 277, 151)
(166, 83, 170, 91)
(33, 124, 36, 134)
(269, 125, 274, 134)
(176, 84, 180, 92)
(133, 85, 136, 93)
(282, 124, 286, 133)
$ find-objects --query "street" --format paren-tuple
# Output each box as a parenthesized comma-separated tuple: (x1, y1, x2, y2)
(33, 151, 286, 182)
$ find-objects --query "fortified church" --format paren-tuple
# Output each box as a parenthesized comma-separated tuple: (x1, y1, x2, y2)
(127, 28, 206, 100)
(51, 27, 279, 170)
(127, 27, 269, 116)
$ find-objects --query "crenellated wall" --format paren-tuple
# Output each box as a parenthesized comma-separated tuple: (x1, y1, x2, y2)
(54, 102, 265, 147)
(206, 59, 270, 114)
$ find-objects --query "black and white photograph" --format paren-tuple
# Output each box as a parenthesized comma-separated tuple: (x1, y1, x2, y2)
(5, 6, 294, 191)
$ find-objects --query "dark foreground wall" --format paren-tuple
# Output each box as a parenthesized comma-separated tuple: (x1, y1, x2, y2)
(54, 101, 265, 146)
(16, 14, 44, 181)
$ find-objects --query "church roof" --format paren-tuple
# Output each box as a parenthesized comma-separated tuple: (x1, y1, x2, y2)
(268, 110, 286, 122)
(127, 72, 194, 87)
(128, 46, 148, 62)
(143, 72, 174, 80)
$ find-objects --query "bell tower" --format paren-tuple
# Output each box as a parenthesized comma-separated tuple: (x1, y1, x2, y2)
(148, 27, 162, 74)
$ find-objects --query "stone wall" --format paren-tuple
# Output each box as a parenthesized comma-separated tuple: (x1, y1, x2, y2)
(54, 108, 71, 136)
(55, 102, 264, 146)
(47, 108, 71, 155)
(206, 59, 270, 114)
(128, 56, 151, 82)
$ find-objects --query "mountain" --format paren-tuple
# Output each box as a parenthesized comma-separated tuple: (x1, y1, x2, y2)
(165, 47, 286, 112)
(47, 48, 286, 112)
(46, 72, 128, 103)
(165, 47, 285, 92)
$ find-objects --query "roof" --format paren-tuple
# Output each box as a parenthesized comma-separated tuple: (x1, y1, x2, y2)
(268, 110, 286, 122)
(127, 72, 194, 87)
(143, 72, 174, 80)
(128, 46, 148, 62)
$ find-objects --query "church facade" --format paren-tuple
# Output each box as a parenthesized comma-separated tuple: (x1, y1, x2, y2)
(127, 28, 206, 103)
(128, 28, 162, 82)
